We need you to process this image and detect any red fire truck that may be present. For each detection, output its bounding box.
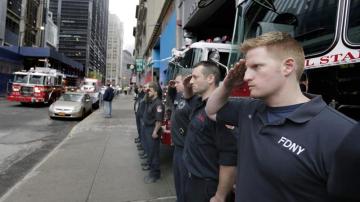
[161,41,242,145]
[7,67,65,104]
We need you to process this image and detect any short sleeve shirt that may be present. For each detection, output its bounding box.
[183,97,237,181]
[170,93,192,147]
[217,94,356,202]
[328,122,360,200]
[143,97,164,126]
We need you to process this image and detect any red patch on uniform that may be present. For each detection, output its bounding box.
[157,105,163,112]
[197,113,206,122]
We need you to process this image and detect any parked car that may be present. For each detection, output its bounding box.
[49,92,93,119]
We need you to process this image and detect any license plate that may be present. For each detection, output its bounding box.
[58,112,66,116]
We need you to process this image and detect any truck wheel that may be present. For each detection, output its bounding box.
[93,101,99,109]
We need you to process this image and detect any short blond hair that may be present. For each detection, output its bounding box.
[240,32,305,81]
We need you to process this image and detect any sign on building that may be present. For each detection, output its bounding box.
[135,59,145,72]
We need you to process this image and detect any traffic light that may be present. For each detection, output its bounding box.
[127,64,135,70]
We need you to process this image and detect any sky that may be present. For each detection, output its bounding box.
[109,0,138,53]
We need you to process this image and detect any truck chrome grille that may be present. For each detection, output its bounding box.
[20,86,34,96]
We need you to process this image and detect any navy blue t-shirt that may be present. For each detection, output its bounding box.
[217,94,356,202]
[170,93,192,147]
[183,96,237,181]
[143,97,164,126]
[266,103,303,123]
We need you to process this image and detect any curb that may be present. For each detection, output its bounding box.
[0,108,101,202]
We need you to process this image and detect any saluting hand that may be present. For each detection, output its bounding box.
[152,132,159,139]
[223,59,246,89]
[168,80,176,88]
[183,74,192,89]
[182,74,193,98]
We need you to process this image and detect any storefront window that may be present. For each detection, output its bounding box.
[243,0,338,55]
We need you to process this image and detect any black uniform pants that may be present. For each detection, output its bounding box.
[135,112,141,138]
[173,146,187,202]
[144,125,160,178]
[184,173,217,202]
[140,121,149,156]
[136,114,146,153]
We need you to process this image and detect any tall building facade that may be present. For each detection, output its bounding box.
[134,0,174,84]
[50,0,109,78]
[0,0,22,46]
[0,0,83,96]
[133,0,236,84]
[134,0,166,58]
[106,13,123,85]
[0,0,58,48]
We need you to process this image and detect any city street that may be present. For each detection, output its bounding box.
[0,95,176,202]
[0,98,78,197]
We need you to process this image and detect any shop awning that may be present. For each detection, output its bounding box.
[0,46,23,65]
[0,46,83,71]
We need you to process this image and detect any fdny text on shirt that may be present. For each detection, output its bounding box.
[278,136,306,155]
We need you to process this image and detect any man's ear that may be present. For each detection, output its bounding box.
[207,74,215,84]
[282,58,296,77]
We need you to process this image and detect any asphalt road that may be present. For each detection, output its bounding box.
[0,98,79,197]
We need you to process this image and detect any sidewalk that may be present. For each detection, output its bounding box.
[0,95,176,202]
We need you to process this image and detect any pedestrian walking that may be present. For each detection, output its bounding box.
[102,83,114,118]
[205,32,356,202]
[183,61,237,202]
[142,82,164,183]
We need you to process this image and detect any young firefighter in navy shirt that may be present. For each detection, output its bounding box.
[168,73,192,202]
[183,61,237,202]
[142,82,164,183]
[205,32,356,202]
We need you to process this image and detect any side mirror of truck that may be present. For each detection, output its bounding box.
[208,49,220,63]
[171,48,184,59]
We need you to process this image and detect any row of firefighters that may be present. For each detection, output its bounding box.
[132,33,359,202]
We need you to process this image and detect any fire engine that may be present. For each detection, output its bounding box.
[7,67,65,104]
[161,0,360,146]
[161,41,243,145]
